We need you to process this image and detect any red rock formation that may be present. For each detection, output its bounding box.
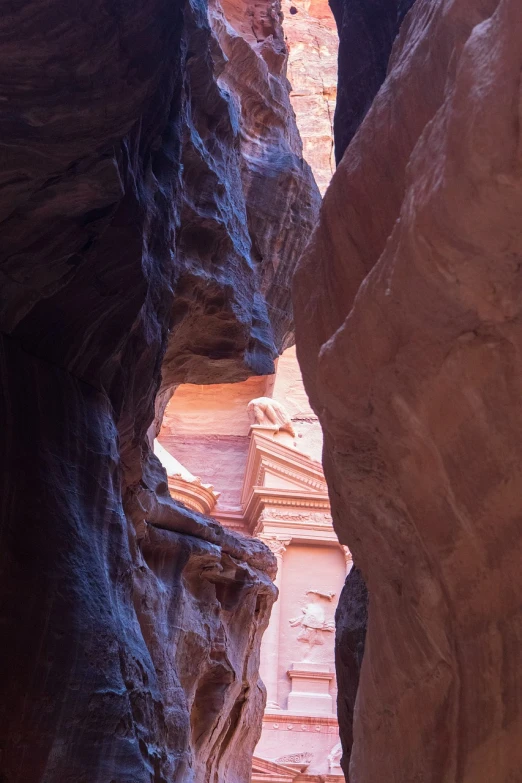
[334,567,368,781]
[281,0,338,193]
[329,0,415,163]
[0,0,319,780]
[294,0,522,780]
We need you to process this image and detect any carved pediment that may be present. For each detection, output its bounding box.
[242,428,327,502]
[251,755,297,780]
[240,427,332,534]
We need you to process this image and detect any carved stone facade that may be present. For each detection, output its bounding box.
[153,439,220,514]
[157,346,346,779]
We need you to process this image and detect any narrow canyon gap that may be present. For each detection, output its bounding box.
[2,0,521,782]
[294,0,522,781]
[0,0,320,781]
[156,344,349,779]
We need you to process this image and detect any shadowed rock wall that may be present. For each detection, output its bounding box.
[329,0,414,163]
[281,0,338,194]
[0,0,319,780]
[294,0,522,780]
[334,567,368,781]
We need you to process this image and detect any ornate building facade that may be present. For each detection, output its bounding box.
[157,347,349,780]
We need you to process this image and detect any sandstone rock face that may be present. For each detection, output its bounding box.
[335,567,368,781]
[0,0,318,780]
[294,0,522,780]
[161,0,321,388]
[329,0,414,163]
[281,0,338,193]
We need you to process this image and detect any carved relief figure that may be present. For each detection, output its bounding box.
[247,396,296,436]
[289,590,335,659]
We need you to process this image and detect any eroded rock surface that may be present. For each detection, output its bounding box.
[161,0,321,388]
[281,0,338,193]
[335,567,368,780]
[330,0,414,163]
[294,0,522,780]
[0,0,318,780]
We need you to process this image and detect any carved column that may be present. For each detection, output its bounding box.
[258,534,292,709]
[342,545,353,576]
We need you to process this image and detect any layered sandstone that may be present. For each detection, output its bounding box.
[294,0,522,780]
[281,0,338,193]
[0,0,319,780]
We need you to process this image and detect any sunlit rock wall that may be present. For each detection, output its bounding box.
[0,0,319,780]
[281,0,338,194]
[294,0,522,780]
[329,0,415,163]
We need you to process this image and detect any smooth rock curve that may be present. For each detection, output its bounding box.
[294,0,522,780]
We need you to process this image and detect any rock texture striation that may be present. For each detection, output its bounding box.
[294,0,522,780]
[334,567,368,781]
[330,0,414,163]
[281,0,338,193]
[161,0,321,388]
[0,0,319,780]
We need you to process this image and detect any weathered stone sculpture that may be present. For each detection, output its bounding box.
[294,0,522,780]
[248,396,297,436]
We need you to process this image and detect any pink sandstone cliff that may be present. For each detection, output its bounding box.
[0,0,319,781]
[294,0,522,781]
[282,0,338,194]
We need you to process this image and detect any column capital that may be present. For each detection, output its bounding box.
[259,534,292,557]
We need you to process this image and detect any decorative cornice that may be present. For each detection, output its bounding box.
[342,545,353,572]
[262,711,339,728]
[241,428,327,507]
[251,756,297,780]
[287,668,335,682]
[155,439,220,516]
[244,488,331,535]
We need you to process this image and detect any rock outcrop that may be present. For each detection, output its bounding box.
[0,0,319,780]
[294,0,522,780]
[161,0,321,389]
[334,567,368,781]
[281,0,338,193]
[329,0,415,163]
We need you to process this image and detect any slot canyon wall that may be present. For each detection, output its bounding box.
[294,0,522,781]
[0,1,320,782]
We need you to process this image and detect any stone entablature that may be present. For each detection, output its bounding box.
[246,489,333,539]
